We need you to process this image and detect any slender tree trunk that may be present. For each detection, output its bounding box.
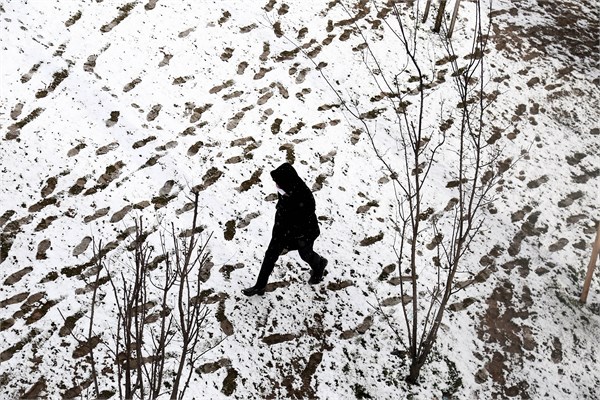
[433,0,447,33]
[580,222,600,303]
[448,0,462,38]
[422,0,433,23]
[407,357,426,384]
[171,347,188,400]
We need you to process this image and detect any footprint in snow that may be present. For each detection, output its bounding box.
[271,118,282,134]
[187,140,204,156]
[197,358,231,374]
[193,167,223,192]
[238,169,263,192]
[146,104,162,121]
[29,197,58,213]
[279,143,295,164]
[254,67,273,80]
[278,4,289,15]
[237,212,260,229]
[73,236,92,257]
[10,102,24,120]
[557,190,584,207]
[227,111,246,130]
[144,0,158,11]
[224,220,236,241]
[123,77,142,92]
[67,143,86,157]
[36,239,51,260]
[132,135,157,149]
[295,68,310,84]
[173,75,194,85]
[83,207,109,223]
[110,205,132,223]
[259,42,270,62]
[3,267,33,286]
[223,90,244,100]
[210,79,235,94]
[96,141,119,155]
[285,121,305,135]
[240,23,258,33]
[41,177,58,198]
[189,103,212,123]
[257,91,273,105]
[340,315,373,340]
[20,62,42,83]
[548,238,569,252]
[180,126,196,136]
[158,52,172,67]
[219,263,244,280]
[178,27,195,38]
[217,10,231,25]
[237,61,249,75]
[34,216,58,232]
[221,47,234,61]
[105,111,120,127]
[260,108,274,122]
[217,300,234,336]
[263,0,276,12]
[100,3,137,33]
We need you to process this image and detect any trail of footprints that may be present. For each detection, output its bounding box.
[7,1,583,397]
[211,0,394,150]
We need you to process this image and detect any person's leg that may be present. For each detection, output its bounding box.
[254,239,285,288]
[297,239,322,269]
[297,239,327,283]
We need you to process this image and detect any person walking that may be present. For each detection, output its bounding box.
[242,162,328,296]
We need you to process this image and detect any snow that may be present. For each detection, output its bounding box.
[1,0,599,399]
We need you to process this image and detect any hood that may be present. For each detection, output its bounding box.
[270,163,304,194]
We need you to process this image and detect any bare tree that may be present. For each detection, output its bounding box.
[165,191,216,400]
[356,0,511,384]
[108,217,154,399]
[274,0,514,384]
[84,191,222,398]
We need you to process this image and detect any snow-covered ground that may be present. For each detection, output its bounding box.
[1,0,598,398]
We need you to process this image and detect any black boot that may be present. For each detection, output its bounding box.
[242,285,265,296]
[309,258,328,284]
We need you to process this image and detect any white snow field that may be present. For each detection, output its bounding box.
[1,0,598,399]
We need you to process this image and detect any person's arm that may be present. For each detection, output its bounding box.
[296,187,315,213]
[272,199,291,241]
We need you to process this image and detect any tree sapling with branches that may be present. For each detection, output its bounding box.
[85,191,221,398]
[273,0,517,383]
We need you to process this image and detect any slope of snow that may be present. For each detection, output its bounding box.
[1,0,598,399]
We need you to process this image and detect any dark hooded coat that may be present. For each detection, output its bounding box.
[270,163,320,247]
